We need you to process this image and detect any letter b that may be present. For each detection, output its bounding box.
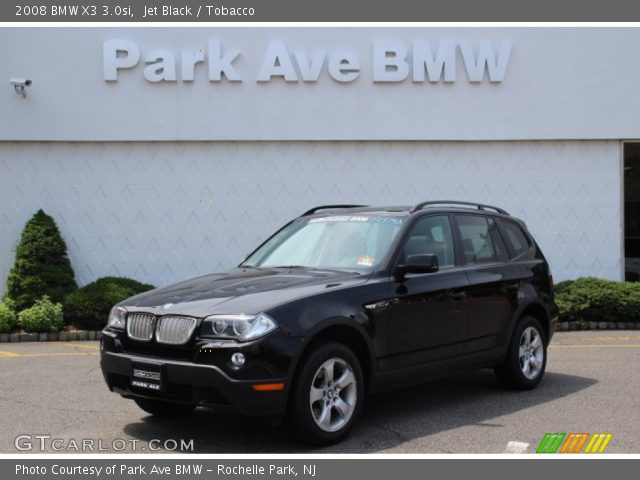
[372,40,409,82]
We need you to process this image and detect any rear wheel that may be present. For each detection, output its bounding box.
[288,342,364,445]
[495,316,547,390]
[134,398,195,417]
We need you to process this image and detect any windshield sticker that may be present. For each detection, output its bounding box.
[309,216,370,223]
[356,256,375,267]
[371,217,403,225]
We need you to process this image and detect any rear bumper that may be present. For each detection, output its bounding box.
[549,315,558,341]
[100,350,288,416]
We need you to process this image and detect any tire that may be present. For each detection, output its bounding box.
[288,342,364,446]
[134,398,196,417]
[494,316,547,390]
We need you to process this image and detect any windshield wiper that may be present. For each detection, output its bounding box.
[264,265,360,274]
[266,265,310,269]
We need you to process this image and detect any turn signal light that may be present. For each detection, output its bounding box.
[252,383,285,391]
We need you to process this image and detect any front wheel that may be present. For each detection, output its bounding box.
[495,316,547,390]
[134,398,196,417]
[288,342,364,445]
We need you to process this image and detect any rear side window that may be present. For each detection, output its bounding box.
[456,215,499,264]
[498,220,531,258]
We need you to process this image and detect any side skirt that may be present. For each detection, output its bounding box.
[369,347,507,394]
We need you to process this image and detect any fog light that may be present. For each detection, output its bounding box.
[231,352,245,367]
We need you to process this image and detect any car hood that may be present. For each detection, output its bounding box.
[120,268,368,317]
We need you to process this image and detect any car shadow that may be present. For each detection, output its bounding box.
[122,369,597,453]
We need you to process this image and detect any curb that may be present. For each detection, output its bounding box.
[0,330,103,343]
[558,322,640,331]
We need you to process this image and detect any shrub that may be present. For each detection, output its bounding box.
[1,294,17,313]
[555,277,640,323]
[64,277,155,330]
[0,303,17,333]
[5,210,77,311]
[18,296,64,333]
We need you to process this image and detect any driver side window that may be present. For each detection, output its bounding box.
[400,215,455,268]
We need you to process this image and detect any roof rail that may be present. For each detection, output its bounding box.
[411,200,509,215]
[302,205,368,216]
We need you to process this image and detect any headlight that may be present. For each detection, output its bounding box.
[107,306,126,329]
[202,313,277,341]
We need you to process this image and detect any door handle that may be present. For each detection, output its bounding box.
[449,290,468,301]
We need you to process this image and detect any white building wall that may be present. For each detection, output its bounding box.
[0,140,621,296]
[3,28,640,142]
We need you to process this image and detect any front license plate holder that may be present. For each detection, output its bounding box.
[131,362,163,391]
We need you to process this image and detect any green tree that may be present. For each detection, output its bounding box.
[5,210,77,311]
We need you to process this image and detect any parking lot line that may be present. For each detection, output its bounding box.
[596,336,640,341]
[60,342,100,350]
[0,352,99,358]
[0,350,21,357]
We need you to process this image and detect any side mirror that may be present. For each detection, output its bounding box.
[394,254,439,281]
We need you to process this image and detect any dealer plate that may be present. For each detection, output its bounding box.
[131,362,162,391]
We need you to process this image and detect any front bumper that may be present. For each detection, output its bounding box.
[100,330,302,416]
[101,350,288,416]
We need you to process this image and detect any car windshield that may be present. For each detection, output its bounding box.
[241,214,404,271]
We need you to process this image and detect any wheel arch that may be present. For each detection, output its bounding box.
[517,302,551,341]
[286,319,374,394]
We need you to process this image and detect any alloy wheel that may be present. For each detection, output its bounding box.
[309,357,358,433]
[519,326,544,379]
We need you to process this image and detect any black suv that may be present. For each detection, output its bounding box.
[100,201,558,445]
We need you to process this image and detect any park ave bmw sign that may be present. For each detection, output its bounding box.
[103,39,512,84]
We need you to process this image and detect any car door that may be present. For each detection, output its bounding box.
[383,214,469,370]
[453,214,517,353]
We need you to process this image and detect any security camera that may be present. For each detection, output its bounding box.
[11,78,32,87]
[10,78,32,97]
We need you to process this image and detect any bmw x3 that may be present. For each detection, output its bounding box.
[100,201,558,445]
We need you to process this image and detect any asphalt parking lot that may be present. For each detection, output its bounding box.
[0,331,639,454]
